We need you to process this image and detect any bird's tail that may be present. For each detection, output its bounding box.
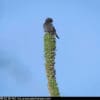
[55,33,60,39]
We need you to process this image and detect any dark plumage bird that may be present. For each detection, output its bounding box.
[43,18,60,39]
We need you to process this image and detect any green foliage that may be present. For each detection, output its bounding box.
[44,32,60,96]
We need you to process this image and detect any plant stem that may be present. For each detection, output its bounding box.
[44,32,60,96]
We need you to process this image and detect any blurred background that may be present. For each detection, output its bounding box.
[0,0,100,96]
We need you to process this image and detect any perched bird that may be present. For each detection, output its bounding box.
[43,18,60,39]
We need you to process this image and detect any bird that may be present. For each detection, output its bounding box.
[43,18,60,39]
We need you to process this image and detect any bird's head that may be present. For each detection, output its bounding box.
[45,18,53,23]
